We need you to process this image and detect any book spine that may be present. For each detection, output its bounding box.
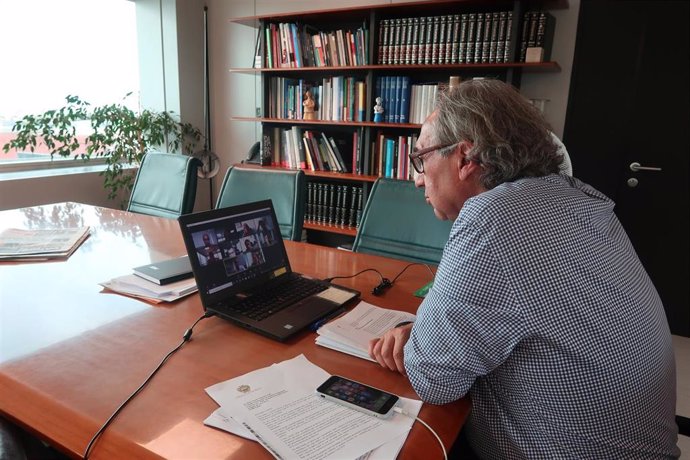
[384,138,395,178]
[519,11,531,62]
[334,183,342,225]
[380,19,391,65]
[392,76,401,124]
[378,19,388,64]
[496,12,507,64]
[306,182,314,221]
[450,14,460,64]
[458,14,468,64]
[390,18,401,65]
[399,76,411,124]
[481,12,492,63]
[409,18,420,65]
[399,18,408,65]
[339,185,348,226]
[423,17,433,64]
[465,13,476,64]
[437,15,447,65]
[417,17,427,65]
[404,17,414,65]
[535,11,556,60]
[430,16,440,64]
[329,184,336,225]
[504,11,513,63]
[473,13,485,64]
[355,187,363,228]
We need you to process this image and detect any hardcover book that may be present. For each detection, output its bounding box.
[133,256,193,285]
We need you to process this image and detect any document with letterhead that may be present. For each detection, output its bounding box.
[205,354,421,460]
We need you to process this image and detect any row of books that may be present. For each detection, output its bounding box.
[262,22,369,69]
[518,11,556,62]
[370,132,418,180]
[375,76,439,124]
[267,77,367,122]
[263,126,351,173]
[306,183,363,228]
[377,11,515,66]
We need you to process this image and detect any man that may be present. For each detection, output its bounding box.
[369,79,679,458]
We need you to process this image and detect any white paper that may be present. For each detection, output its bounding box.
[315,301,416,361]
[0,226,90,259]
[205,354,421,460]
[100,274,197,302]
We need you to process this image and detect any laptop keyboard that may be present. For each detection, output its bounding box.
[229,275,328,321]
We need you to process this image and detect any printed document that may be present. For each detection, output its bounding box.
[0,226,90,260]
[315,301,416,361]
[205,354,421,460]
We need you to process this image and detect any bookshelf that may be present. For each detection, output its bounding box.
[230,0,567,245]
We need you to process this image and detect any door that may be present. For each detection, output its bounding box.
[563,0,689,336]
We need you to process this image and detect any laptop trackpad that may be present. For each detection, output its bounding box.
[315,286,358,304]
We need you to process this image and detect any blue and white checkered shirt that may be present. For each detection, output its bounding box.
[404,175,679,459]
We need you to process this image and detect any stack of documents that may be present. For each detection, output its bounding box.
[100,274,197,303]
[315,301,416,362]
[0,227,90,261]
[204,354,422,459]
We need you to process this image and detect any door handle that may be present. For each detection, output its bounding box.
[629,162,662,172]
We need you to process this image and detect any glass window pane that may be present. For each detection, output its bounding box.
[0,0,139,164]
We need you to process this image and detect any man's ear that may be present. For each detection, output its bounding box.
[456,142,479,181]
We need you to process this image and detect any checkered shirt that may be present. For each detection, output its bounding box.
[404,175,680,459]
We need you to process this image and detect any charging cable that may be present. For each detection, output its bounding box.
[83,311,215,459]
[393,406,447,460]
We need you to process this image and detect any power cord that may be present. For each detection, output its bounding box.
[324,263,435,297]
[83,311,215,459]
[393,406,447,460]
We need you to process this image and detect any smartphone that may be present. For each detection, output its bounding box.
[316,375,399,419]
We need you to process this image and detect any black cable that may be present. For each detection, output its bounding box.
[324,263,435,296]
[390,262,435,284]
[83,311,215,459]
[323,268,385,284]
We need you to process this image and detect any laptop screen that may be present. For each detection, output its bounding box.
[178,200,291,306]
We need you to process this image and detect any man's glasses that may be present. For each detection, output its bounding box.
[409,143,458,174]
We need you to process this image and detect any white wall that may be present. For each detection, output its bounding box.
[0,0,580,211]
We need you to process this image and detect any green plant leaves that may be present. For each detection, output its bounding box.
[2,95,203,208]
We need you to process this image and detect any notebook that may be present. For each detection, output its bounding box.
[178,200,360,341]
[133,255,193,285]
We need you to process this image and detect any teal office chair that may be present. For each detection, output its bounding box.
[352,178,452,264]
[215,167,306,241]
[127,153,201,219]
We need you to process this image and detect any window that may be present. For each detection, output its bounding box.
[0,0,139,167]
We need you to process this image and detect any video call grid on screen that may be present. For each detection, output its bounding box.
[185,207,286,295]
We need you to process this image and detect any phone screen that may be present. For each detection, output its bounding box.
[316,376,399,415]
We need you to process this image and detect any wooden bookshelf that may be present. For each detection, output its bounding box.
[230,0,568,245]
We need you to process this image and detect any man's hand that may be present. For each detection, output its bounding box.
[368,323,413,374]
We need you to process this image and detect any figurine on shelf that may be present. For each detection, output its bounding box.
[303,91,316,120]
[373,97,384,122]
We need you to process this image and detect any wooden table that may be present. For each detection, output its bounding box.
[0,202,469,459]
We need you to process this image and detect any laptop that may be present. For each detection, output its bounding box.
[178,200,360,341]
[133,255,193,285]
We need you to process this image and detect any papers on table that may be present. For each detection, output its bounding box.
[0,226,90,261]
[205,354,422,460]
[315,301,416,362]
[100,274,197,303]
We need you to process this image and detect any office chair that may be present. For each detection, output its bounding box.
[352,178,452,265]
[215,166,306,241]
[127,153,201,219]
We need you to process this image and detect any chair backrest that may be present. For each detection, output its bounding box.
[215,166,306,241]
[352,178,452,264]
[127,153,201,219]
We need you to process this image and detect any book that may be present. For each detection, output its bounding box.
[315,301,416,362]
[0,226,90,261]
[133,255,193,285]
